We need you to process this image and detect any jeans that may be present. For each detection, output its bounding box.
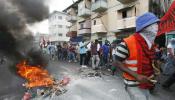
[68,52,75,61]
[80,53,86,66]
[162,72,175,88]
[62,50,67,60]
[92,55,100,69]
[126,86,150,100]
[102,54,108,66]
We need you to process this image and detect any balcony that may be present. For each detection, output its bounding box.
[79,29,91,35]
[92,24,107,33]
[78,8,91,18]
[117,17,136,30]
[78,20,91,35]
[92,0,108,12]
[117,0,137,4]
[66,16,77,23]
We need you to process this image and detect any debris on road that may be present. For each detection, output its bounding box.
[21,76,70,99]
[79,68,102,78]
[22,91,31,100]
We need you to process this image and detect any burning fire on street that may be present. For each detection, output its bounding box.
[16,60,70,99]
[16,60,54,88]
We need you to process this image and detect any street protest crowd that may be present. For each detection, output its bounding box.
[40,39,116,72]
[39,12,175,100]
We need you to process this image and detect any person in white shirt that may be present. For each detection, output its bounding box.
[85,42,91,66]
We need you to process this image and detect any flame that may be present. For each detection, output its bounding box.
[16,60,54,88]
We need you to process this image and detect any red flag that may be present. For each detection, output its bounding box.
[158,1,175,36]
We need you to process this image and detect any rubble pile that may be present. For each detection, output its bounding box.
[22,77,70,100]
[79,68,102,78]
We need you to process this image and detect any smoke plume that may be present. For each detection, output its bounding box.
[0,0,49,98]
[0,0,49,66]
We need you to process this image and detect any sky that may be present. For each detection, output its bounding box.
[28,0,77,35]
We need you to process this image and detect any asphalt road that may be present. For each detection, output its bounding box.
[0,60,175,100]
[36,60,175,100]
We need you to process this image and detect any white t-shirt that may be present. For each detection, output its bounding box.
[87,42,91,51]
[97,44,100,52]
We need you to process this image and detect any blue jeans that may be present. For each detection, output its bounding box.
[68,52,75,61]
[102,54,108,65]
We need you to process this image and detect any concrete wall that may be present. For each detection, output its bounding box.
[49,11,70,42]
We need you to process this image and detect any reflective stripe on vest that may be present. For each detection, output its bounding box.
[123,35,138,81]
[125,60,138,71]
[124,79,139,85]
[125,60,137,65]
[128,67,138,71]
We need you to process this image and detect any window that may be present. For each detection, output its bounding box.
[94,20,96,25]
[58,16,62,19]
[122,10,127,18]
[58,33,63,36]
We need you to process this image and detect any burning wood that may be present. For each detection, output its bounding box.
[35,77,70,99]
[17,60,70,99]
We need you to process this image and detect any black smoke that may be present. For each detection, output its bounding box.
[11,0,49,23]
[0,0,49,98]
[0,0,49,66]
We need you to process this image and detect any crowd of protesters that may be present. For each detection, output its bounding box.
[40,39,118,70]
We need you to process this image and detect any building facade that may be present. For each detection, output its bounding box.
[63,0,171,43]
[49,11,70,43]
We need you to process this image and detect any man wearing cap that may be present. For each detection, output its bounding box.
[113,12,159,100]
